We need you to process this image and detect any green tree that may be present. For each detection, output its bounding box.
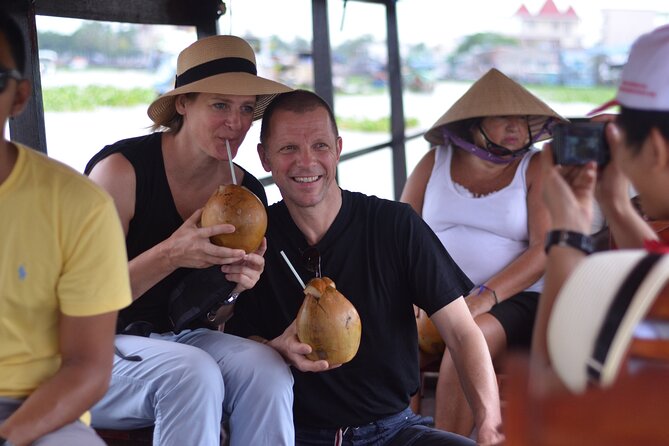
[334,35,375,64]
[37,31,71,54]
[38,22,142,66]
[451,32,519,58]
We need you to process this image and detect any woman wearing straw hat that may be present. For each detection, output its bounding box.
[84,35,294,445]
[401,68,566,436]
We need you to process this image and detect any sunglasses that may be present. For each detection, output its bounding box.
[301,246,321,278]
[0,68,23,93]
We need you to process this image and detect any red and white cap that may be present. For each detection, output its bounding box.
[589,24,669,116]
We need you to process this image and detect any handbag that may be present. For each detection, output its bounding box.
[168,265,237,333]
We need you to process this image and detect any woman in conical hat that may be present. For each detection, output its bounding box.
[401,68,566,436]
[84,35,295,445]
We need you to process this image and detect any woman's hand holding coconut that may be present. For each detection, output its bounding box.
[196,183,271,294]
[163,207,247,270]
[219,238,267,294]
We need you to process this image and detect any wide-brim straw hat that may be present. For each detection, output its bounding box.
[147,35,292,125]
[547,250,669,394]
[424,68,566,146]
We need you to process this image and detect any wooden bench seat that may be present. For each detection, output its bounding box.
[502,354,669,446]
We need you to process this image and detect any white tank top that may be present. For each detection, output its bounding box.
[422,145,543,293]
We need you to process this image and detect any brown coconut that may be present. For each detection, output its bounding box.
[200,184,267,253]
[296,277,361,364]
[416,308,445,356]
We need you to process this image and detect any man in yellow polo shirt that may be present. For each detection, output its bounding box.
[0,9,131,446]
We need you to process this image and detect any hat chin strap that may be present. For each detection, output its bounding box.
[440,118,556,165]
[441,127,524,164]
[479,123,532,162]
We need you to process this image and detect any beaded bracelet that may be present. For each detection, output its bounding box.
[477,284,499,305]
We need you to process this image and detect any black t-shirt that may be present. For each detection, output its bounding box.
[226,189,472,428]
[85,132,267,332]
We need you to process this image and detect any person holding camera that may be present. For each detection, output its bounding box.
[532,24,669,374]
[400,68,567,436]
[84,35,295,445]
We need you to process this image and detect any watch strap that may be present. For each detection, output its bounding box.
[223,291,240,305]
[205,291,240,323]
[545,230,595,255]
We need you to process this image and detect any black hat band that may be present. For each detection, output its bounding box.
[587,253,663,382]
[175,57,257,88]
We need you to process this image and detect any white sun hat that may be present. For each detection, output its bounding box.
[547,250,669,393]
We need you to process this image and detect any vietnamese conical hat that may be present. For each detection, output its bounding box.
[424,68,566,146]
[147,35,292,125]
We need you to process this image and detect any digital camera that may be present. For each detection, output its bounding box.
[552,122,610,166]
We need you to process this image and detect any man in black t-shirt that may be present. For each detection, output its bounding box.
[225,90,504,446]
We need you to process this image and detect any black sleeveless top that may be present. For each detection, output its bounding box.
[85,133,268,332]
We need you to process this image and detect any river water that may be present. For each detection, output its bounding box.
[39,69,597,203]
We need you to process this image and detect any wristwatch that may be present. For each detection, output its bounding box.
[223,291,241,305]
[545,230,595,255]
[205,291,241,322]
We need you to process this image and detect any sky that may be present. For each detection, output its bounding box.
[210,0,669,48]
[37,0,669,50]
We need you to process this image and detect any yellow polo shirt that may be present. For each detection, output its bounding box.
[0,144,131,407]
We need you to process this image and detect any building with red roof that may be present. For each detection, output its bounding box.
[449,1,585,84]
[514,0,581,49]
[485,0,584,84]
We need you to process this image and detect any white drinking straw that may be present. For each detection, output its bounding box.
[225,139,237,185]
[280,250,306,289]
